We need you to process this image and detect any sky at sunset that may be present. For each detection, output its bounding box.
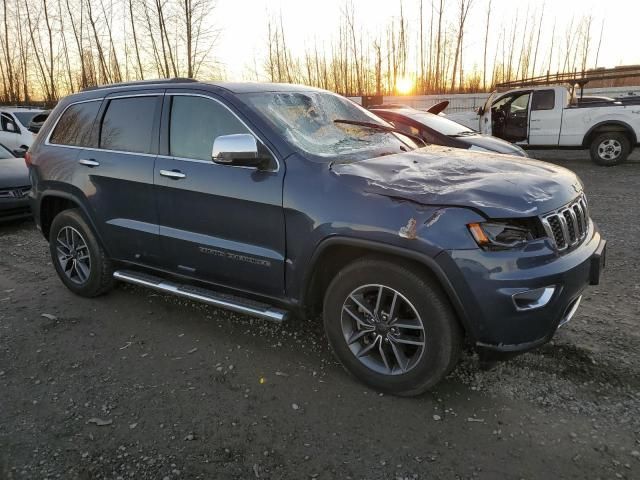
[215,0,640,81]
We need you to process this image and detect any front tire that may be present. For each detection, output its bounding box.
[49,208,115,297]
[589,132,630,166]
[323,258,462,396]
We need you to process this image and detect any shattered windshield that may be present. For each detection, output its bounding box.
[241,91,415,161]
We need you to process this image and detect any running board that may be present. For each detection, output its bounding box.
[113,269,287,323]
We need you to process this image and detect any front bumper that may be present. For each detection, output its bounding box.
[438,222,605,359]
[0,197,31,222]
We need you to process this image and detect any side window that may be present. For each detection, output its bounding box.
[169,96,250,161]
[491,95,513,111]
[1,113,19,133]
[531,90,555,111]
[510,93,531,113]
[49,101,101,146]
[99,96,158,153]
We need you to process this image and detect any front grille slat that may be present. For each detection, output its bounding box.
[541,194,590,252]
[0,186,30,199]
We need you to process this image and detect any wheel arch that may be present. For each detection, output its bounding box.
[39,190,106,252]
[582,120,638,148]
[301,236,473,339]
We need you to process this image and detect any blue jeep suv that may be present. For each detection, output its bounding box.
[27,79,606,395]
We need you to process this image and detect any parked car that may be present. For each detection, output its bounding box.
[27,79,606,395]
[0,142,31,221]
[369,105,528,157]
[0,107,47,151]
[447,85,640,166]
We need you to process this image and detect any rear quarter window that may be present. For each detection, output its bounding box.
[49,101,101,146]
[531,90,555,111]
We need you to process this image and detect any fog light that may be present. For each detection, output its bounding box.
[512,286,556,311]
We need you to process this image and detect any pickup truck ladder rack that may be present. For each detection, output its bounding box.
[495,66,640,98]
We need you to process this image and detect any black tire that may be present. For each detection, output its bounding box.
[589,132,631,166]
[49,208,115,297]
[323,257,462,396]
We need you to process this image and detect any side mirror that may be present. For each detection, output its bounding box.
[212,134,268,169]
[476,106,484,116]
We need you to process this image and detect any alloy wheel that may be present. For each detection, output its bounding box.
[55,226,91,285]
[597,138,622,161]
[341,284,426,375]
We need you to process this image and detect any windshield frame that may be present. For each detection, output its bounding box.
[238,90,417,163]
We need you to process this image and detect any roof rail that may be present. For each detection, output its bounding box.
[82,78,197,92]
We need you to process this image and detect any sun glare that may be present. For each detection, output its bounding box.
[396,77,414,95]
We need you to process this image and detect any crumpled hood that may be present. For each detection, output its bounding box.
[0,157,30,188]
[331,146,583,218]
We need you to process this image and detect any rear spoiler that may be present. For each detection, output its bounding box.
[426,100,449,115]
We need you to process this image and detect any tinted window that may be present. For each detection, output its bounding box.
[389,118,421,137]
[49,101,101,146]
[531,90,555,111]
[169,96,249,160]
[100,96,158,153]
[411,112,474,135]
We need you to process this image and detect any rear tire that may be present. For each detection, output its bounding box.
[49,209,115,297]
[323,257,462,396]
[589,132,630,166]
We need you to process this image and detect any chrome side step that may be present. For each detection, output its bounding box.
[113,269,287,323]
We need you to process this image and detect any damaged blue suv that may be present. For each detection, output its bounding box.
[27,79,606,395]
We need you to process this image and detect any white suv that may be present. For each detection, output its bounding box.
[0,107,46,152]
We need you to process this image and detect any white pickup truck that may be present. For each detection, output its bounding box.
[448,85,640,166]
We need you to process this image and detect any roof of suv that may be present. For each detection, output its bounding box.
[82,78,325,95]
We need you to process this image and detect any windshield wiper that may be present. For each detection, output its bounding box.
[333,119,428,147]
[448,131,476,137]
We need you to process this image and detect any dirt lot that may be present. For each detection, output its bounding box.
[1,152,639,480]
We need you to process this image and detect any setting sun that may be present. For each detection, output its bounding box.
[395,76,414,94]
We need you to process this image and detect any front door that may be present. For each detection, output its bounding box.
[479,91,496,135]
[491,91,531,143]
[155,93,286,297]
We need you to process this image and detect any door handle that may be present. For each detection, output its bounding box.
[159,169,186,179]
[79,158,100,167]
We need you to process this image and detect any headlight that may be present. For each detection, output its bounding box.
[468,222,534,249]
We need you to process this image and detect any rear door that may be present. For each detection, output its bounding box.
[155,91,286,297]
[78,90,163,265]
[528,89,562,145]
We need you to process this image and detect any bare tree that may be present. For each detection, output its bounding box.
[482,0,492,90]
[450,0,473,92]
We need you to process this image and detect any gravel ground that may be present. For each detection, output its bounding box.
[1,151,639,479]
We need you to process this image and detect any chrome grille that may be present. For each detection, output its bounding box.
[541,195,590,252]
[0,185,30,199]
